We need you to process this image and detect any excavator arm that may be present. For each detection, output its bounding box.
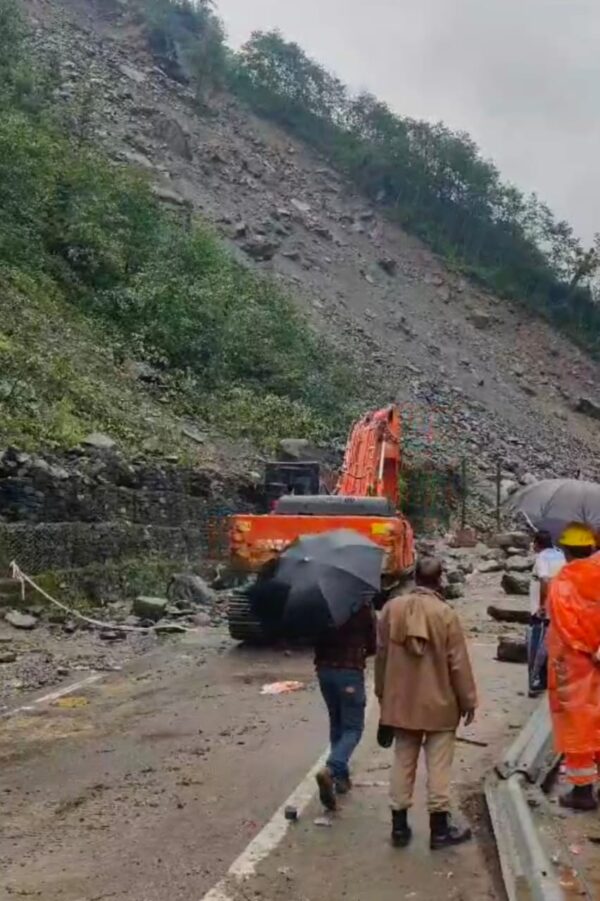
[335,405,401,505]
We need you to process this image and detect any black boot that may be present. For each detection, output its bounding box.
[391,809,412,848]
[315,767,337,811]
[559,784,598,812]
[335,775,352,795]
[430,812,472,850]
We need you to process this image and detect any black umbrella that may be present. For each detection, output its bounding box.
[273,529,384,639]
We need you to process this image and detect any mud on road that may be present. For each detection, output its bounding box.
[1,570,534,901]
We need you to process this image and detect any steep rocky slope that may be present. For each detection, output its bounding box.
[26,0,600,498]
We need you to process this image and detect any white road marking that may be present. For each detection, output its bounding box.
[201,690,377,901]
[0,673,104,720]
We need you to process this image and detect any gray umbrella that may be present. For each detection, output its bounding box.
[507,479,600,542]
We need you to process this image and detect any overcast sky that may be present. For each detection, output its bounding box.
[217,0,600,244]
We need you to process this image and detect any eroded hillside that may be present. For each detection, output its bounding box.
[21,0,600,494]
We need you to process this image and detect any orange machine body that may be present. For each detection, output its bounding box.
[229,404,415,581]
[231,513,413,578]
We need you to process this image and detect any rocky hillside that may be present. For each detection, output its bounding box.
[19,0,600,497]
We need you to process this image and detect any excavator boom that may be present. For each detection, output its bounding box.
[335,405,401,504]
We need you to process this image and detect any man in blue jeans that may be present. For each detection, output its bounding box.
[314,603,377,810]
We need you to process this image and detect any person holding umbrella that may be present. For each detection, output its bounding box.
[253,530,384,812]
[314,598,377,810]
[547,524,600,811]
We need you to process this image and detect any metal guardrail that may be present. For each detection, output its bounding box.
[485,773,564,901]
[496,699,559,784]
[486,698,567,901]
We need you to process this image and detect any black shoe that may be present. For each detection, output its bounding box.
[391,809,412,848]
[316,767,337,811]
[335,776,352,795]
[430,812,472,850]
[559,785,598,812]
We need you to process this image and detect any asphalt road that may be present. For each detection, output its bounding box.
[1,631,326,900]
[1,570,534,901]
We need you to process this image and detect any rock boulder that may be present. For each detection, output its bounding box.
[501,572,530,596]
[133,596,168,621]
[5,610,37,630]
[492,531,531,551]
[505,555,533,572]
[444,583,465,600]
[575,397,600,421]
[167,574,216,608]
[478,559,503,574]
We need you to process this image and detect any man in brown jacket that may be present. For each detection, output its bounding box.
[375,558,477,850]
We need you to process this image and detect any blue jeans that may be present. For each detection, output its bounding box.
[527,617,548,693]
[318,668,366,781]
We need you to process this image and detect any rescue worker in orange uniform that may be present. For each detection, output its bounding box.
[547,524,600,811]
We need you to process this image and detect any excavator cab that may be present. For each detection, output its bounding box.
[264,461,321,511]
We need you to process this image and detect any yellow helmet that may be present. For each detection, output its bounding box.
[559,523,596,547]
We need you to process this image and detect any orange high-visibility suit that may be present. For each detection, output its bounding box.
[548,553,600,785]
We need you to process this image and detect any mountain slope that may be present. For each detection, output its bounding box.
[21,0,600,494]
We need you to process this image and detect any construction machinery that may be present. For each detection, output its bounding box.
[227,404,415,641]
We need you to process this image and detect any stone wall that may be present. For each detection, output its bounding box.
[0,447,258,588]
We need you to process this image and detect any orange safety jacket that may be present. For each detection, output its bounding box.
[548,553,600,756]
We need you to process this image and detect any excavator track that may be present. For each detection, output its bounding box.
[227,592,267,643]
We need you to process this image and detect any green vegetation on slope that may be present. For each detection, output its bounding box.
[230,33,600,352]
[135,1,600,354]
[0,0,355,452]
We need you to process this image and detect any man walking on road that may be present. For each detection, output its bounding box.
[314,602,377,811]
[376,559,477,849]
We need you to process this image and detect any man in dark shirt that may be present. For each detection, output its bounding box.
[314,602,377,810]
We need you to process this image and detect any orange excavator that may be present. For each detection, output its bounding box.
[227,404,415,641]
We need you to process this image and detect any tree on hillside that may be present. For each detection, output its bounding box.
[142,0,226,91]
[232,29,600,354]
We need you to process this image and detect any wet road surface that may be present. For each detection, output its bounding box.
[2,570,536,901]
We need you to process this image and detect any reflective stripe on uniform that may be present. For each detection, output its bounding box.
[565,766,598,778]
